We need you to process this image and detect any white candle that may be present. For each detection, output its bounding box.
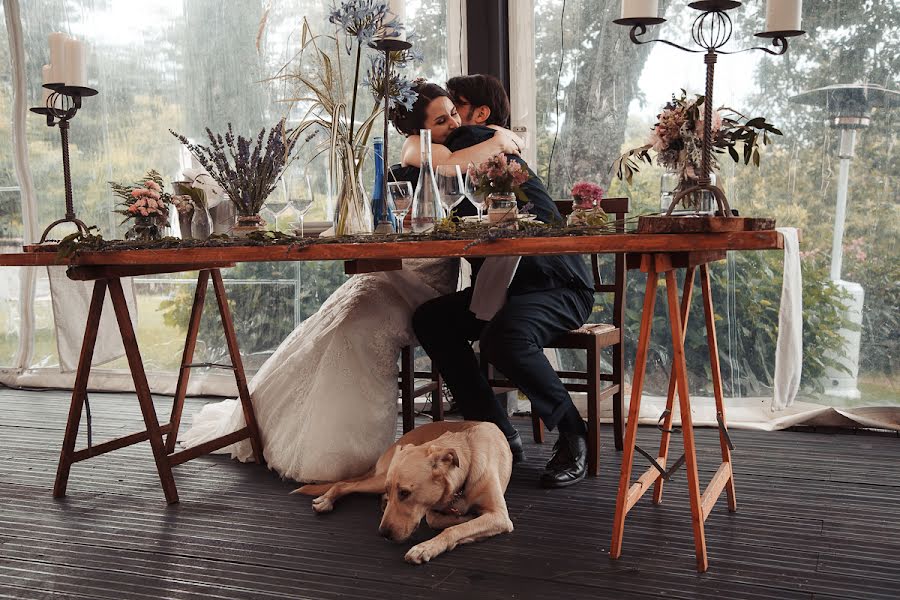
[41,65,52,104]
[387,0,406,41]
[766,0,803,32]
[621,0,658,20]
[48,32,68,83]
[63,37,87,87]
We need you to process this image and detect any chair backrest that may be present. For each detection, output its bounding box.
[554,197,629,328]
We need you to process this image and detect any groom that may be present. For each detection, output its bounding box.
[413,74,595,488]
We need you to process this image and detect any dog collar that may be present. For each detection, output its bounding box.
[441,479,468,516]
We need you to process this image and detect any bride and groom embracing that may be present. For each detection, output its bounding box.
[182,75,594,490]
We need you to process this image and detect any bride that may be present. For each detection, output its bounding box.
[181,81,521,483]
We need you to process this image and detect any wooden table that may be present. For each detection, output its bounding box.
[0,231,783,570]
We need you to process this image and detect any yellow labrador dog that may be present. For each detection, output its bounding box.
[294,421,514,564]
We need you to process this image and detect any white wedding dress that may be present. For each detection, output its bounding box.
[180,258,459,483]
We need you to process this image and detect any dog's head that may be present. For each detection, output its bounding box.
[378,443,460,542]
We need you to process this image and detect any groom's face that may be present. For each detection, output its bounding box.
[454,95,489,126]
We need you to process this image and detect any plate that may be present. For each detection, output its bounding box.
[462,214,538,224]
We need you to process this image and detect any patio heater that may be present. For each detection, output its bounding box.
[789,83,900,399]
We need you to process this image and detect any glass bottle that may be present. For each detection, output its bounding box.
[410,129,445,234]
[371,137,394,234]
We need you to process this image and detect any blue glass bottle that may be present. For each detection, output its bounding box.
[371,137,394,233]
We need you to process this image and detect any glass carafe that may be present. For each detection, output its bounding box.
[410,129,445,234]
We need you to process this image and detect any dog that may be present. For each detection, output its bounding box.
[293,421,514,564]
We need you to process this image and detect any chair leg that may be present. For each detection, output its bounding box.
[586,342,601,476]
[400,346,415,433]
[431,368,444,422]
[531,414,545,444]
[612,340,624,451]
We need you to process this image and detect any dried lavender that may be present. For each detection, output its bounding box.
[170,120,296,216]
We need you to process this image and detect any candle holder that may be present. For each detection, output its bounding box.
[29,83,99,243]
[614,0,804,217]
[370,37,412,233]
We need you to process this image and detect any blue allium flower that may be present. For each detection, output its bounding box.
[328,0,400,54]
[364,55,419,112]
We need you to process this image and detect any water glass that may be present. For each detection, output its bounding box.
[463,163,484,220]
[435,164,465,214]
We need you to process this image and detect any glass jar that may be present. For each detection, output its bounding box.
[661,170,716,215]
[486,192,518,226]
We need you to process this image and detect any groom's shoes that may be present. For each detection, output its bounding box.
[506,431,526,464]
[539,431,587,488]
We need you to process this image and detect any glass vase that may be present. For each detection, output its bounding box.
[486,192,518,227]
[191,205,212,240]
[661,170,716,215]
[232,214,265,238]
[127,215,167,242]
[177,209,194,240]
[333,149,373,236]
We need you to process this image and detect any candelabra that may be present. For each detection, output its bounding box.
[370,37,412,233]
[614,0,804,217]
[29,83,98,242]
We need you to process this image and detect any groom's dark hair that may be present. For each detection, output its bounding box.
[446,74,510,128]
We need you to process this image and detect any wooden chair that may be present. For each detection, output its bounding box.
[398,346,444,433]
[480,197,629,476]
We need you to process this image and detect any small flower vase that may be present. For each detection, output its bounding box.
[177,209,194,240]
[191,205,212,240]
[567,195,607,227]
[232,214,265,238]
[127,215,166,242]
[332,150,373,236]
[486,192,518,227]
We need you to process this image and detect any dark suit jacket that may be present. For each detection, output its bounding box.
[443,125,593,294]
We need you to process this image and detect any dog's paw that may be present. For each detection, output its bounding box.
[405,540,443,565]
[311,495,334,513]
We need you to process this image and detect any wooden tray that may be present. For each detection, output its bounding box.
[637,215,776,234]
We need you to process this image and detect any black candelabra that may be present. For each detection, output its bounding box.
[370,36,412,233]
[614,0,804,217]
[30,83,98,242]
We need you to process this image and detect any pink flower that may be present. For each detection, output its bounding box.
[571,181,604,208]
[139,207,149,216]
[128,204,138,213]
[131,189,142,198]
[148,190,161,200]
[144,180,161,192]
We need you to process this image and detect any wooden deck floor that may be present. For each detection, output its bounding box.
[1,388,898,600]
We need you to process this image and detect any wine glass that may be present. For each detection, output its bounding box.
[435,164,465,215]
[265,184,289,231]
[463,163,484,221]
[387,181,413,234]
[284,171,314,236]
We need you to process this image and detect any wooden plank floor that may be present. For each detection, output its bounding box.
[1,388,898,600]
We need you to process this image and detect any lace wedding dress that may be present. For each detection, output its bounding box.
[180,259,459,483]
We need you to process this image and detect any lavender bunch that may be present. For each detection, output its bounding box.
[170,120,296,216]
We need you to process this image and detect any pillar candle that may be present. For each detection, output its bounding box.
[63,38,87,87]
[41,65,52,104]
[388,0,406,41]
[621,0,658,20]
[765,0,803,32]
[48,32,68,83]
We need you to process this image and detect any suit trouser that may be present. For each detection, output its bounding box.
[412,285,594,435]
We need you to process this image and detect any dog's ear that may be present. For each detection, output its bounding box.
[428,446,459,469]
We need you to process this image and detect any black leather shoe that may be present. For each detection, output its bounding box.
[507,431,526,464]
[539,431,587,488]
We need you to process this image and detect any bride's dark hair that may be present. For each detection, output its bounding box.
[389,81,452,136]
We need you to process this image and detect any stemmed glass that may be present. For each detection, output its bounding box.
[284,170,314,236]
[463,163,484,221]
[435,164,466,215]
[387,181,413,234]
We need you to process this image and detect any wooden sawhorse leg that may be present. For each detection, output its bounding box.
[54,266,264,504]
[610,253,737,572]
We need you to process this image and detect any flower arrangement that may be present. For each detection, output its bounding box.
[170,120,296,220]
[469,153,531,198]
[571,181,605,209]
[613,90,781,208]
[271,1,420,235]
[110,170,173,241]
